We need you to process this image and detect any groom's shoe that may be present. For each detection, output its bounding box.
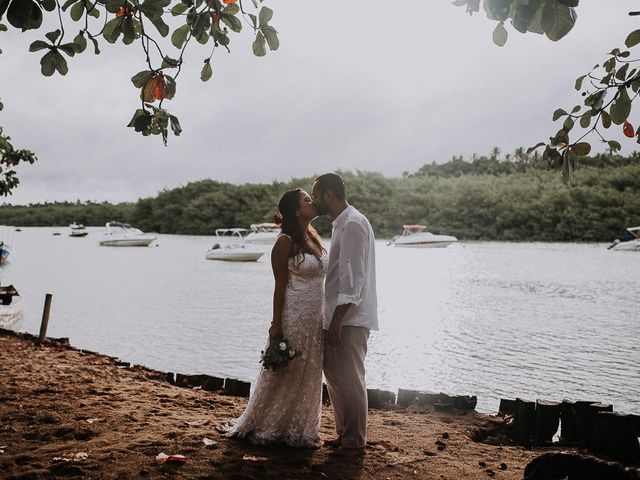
[333,446,365,457]
[324,437,342,448]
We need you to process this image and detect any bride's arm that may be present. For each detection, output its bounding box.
[269,235,292,338]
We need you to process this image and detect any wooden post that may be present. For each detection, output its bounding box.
[534,400,561,445]
[37,294,53,345]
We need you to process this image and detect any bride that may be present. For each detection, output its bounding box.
[221,188,327,447]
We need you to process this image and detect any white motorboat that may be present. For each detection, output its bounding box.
[608,226,640,251]
[99,221,156,247]
[69,223,89,237]
[0,285,22,328]
[245,223,280,245]
[205,228,265,262]
[388,224,458,248]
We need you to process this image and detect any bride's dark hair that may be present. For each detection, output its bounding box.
[278,189,325,262]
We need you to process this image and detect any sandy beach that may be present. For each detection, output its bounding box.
[0,329,589,479]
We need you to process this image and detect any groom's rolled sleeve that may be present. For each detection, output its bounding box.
[337,221,368,307]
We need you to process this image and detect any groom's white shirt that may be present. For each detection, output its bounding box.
[324,205,378,331]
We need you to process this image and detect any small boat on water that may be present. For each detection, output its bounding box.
[388,224,458,248]
[205,228,265,262]
[608,226,640,251]
[99,221,156,247]
[69,223,89,237]
[245,223,280,245]
[0,285,22,328]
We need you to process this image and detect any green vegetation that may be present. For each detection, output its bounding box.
[0,151,638,242]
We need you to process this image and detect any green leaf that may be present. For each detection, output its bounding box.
[526,142,546,155]
[29,40,51,52]
[200,61,212,81]
[221,12,241,32]
[87,4,99,18]
[252,30,266,56]
[73,31,86,53]
[164,74,176,99]
[88,33,100,54]
[607,140,621,152]
[103,17,122,43]
[579,111,591,128]
[552,108,568,121]
[562,116,574,132]
[169,115,182,136]
[540,1,576,42]
[40,0,55,11]
[40,50,56,76]
[610,88,631,125]
[258,6,272,26]
[121,17,140,43]
[70,1,83,21]
[625,29,640,48]
[0,23,7,32]
[615,62,629,82]
[511,0,542,34]
[147,14,169,37]
[171,2,189,15]
[248,13,256,28]
[171,23,190,48]
[161,56,180,69]
[601,110,611,129]
[131,70,154,88]
[262,25,278,50]
[52,50,68,74]
[61,0,77,11]
[8,0,43,31]
[45,29,61,43]
[570,142,591,156]
[571,105,580,114]
[223,3,239,15]
[603,57,616,73]
[58,42,76,57]
[574,74,586,91]
[492,22,508,47]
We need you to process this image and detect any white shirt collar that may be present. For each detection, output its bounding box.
[332,205,354,228]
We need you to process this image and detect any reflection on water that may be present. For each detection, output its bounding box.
[5,228,639,413]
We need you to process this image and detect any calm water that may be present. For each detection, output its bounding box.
[3,227,638,413]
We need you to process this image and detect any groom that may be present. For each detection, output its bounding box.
[312,173,378,456]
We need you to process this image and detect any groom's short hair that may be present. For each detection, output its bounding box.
[315,173,346,200]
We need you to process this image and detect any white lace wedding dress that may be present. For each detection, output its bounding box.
[222,250,327,447]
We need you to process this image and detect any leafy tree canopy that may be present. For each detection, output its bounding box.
[0,0,637,195]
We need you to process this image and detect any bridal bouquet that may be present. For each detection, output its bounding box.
[260,336,298,371]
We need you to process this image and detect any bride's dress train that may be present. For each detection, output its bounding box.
[222,252,326,447]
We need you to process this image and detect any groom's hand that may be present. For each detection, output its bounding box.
[327,322,343,346]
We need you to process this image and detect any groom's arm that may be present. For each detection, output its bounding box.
[327,221,367,346]
[327,303,351,346]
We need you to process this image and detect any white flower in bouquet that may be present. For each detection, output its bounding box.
[279,342,287,351]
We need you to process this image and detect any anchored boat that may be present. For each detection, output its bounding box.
[388,224,458,248]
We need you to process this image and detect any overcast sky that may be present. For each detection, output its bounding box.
[0,1,637,204]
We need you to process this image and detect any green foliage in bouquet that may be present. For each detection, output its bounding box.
[259,335,297,371]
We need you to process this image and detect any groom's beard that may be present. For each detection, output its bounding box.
[314,202,329,216]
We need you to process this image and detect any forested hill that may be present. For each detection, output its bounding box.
[1,152,639,242]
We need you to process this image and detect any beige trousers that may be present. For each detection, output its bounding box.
[323,326,370,449]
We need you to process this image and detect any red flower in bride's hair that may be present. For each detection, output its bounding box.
[273,212,283,226]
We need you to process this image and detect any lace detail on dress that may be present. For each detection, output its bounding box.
[221,251,327,448]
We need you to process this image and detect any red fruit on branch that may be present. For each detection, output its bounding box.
[116,6,132,17]
[142,74,168,102]
[623,120,635,138]
[223,0,237,4]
